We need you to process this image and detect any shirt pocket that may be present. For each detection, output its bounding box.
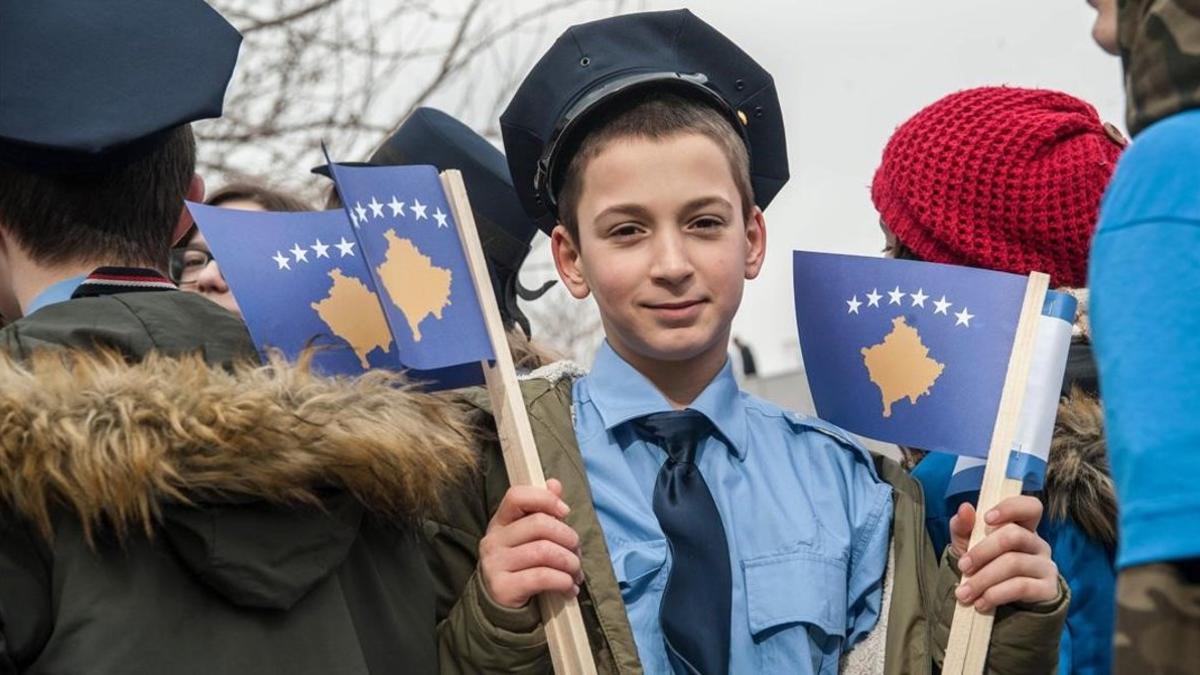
[743,549,848,674]
[611,538,669,599]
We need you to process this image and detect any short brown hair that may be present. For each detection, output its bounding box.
[556,90,754,243]
[206,181,311,212]
[0,125,196,269]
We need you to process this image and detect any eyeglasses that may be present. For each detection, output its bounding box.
[169,247,216,285]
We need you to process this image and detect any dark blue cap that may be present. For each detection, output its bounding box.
[0,0,242,174]
[500,9,789,232]
[315,107,553,335]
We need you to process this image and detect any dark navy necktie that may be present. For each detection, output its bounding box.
[633,410,732,675]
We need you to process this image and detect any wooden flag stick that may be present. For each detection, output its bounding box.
[440,170,598,675]
[942,272,1050,675]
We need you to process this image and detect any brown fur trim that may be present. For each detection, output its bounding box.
[0,348,476,543]
[1045,387,1116,549]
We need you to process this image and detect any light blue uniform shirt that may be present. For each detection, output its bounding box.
[574,343,893,674]
[25,274,87,316]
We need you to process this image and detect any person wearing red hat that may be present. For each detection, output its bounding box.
[871,85,1125,675]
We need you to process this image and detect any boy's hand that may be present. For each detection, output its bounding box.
[949,495,1059,612]
[479,478,583,609]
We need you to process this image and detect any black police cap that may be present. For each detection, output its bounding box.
[314,108,554,336]
[500,9,789,233]
[369,108,539,270]
[0,0,242,174]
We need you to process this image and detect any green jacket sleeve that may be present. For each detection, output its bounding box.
[929,547,1070,675]
[425,403,553,675]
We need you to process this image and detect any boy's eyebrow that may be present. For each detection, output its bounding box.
[678,195,734,215]
[592,196,735,223]
[594,202,655,222]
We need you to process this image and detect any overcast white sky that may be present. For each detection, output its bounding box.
[510,0,1124,374]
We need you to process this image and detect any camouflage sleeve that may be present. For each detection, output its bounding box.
[1114,560,1200,673]
[1119,0,1200,136]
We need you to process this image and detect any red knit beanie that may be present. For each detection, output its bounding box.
[871,86,1125,287]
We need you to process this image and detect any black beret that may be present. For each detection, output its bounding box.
[0,0,242,174]
[500,9,788,233]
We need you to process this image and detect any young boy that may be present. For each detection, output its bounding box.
[0,3,472,673]
[427,10,1068,674]
[871,85,1124,674]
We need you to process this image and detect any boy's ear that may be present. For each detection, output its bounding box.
[550,223,591,300]
[744,206,767,281]
[171,173,205,246]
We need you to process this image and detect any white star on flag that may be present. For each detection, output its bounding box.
[433,207,448,228]
[368,196,384,218]
[955,307,975,327]
[335,237,356,257]
[910,288,928,307]
[847,296,862,314]
[289,243,309,263]
[388,195,405,217]
[311,239,330,258]
[411,198,428,220]
[354,202,368,225]
[866,288,882,307]
[933,296,952,315]
[888,286,905,305]
[348,209,359,227]
[272,251,291,270]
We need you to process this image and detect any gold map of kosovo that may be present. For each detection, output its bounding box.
[861,316,946,418]
[376,229,452,341]
[311,268,393,368]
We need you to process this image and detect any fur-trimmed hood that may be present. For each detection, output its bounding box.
[0,348,477,609]
[1046,387,1116,550]
[0,348,475,543]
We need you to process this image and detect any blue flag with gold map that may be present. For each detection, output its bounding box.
[793,251,1030,458]
[186,164,493,390]
[324,162,493,372]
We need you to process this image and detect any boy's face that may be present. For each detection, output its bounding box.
[551,132,765,368]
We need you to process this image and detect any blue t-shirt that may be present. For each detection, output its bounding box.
[1090,108,1200,568]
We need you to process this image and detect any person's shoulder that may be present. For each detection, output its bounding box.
[741,393,883,481]
[1114,110,1200,181]
[1,296,138,352]
[1129,108,1200,156]
[513,360,586,424]
[1103,109,1200,227]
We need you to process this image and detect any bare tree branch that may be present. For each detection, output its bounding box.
[196,0,643,359]
[238,0,342,33]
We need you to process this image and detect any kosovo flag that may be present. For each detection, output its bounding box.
[792,252,1073,470]
[187,206,398,375]
[325,163,493,380]
[187,165,494,391]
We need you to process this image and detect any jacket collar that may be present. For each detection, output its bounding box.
[586,341,749,460]
[70,266,177,299]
